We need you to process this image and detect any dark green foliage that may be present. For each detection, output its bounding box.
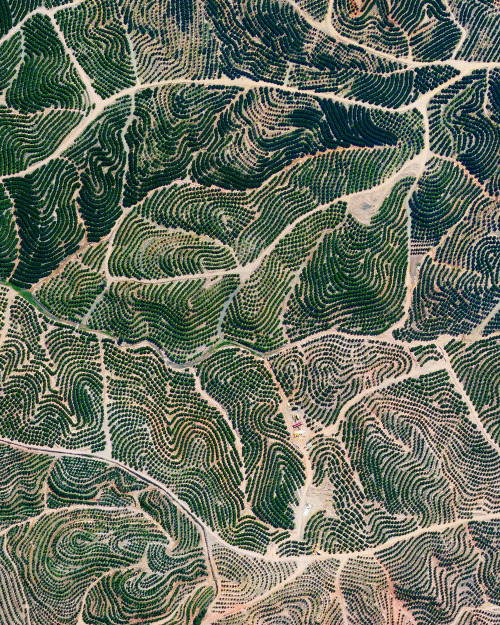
[378,525,483,625]
[447,338,500,445]
[5,509,171,625]
[84,564,211,625]
[223,203,346,351]
[430,70,500,196]
[105,343,245,534]
[343,371,500,522]
[0,298,105,451]
[286,178,412,338]
[6,13,88,113]
[342,66,459,109]
[139,490,204,554]
[197,347,305,529]
[109,212,237,279]
[283,113,423,205]
[0,535,27,625]
[5,159,84,288]
[0,183,17,280]
[298,370,500,556]
[485,309,500,336]
[398,257,500,340]
[0,444,52,529]
[81,240,108,271]
[0,0,44,34]
[137,184,255,248]
[56,0,136,98]
[398,181,500,340]
[88,276,239,363]
[0,0,12,36]
[300,0,328,20]
[204,0,312,83]
[300,434,418,554]
[193,608,207,625]
[124,84,420,206]
[453,0,500,62]
[193,91,405,191]
[67,98,130,242]
[118,0,222,83]
[0,33,21,92]
[410,343,442,365]
[1,0,500,621]
[124,85,239,206]
[35,261,106,322]
[410,157,483,253]
[47,456,145,508]
[270,335,412,428]
[329,0,461,61]
[0,108,83,177]
[234,182,318,265]
[219,516,272,554]
[44,326,106,449]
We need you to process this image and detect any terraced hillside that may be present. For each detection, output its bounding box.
[0,0,500,623]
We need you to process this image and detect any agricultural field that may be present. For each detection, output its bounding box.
[0,0,500,623]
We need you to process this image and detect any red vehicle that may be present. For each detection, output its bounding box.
[292,422,302,429]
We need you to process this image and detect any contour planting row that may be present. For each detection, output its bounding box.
[0,290,287,553]
[203,0,458,107]
[87,276,239,363]
[222,178,415,352]
[197,347,305,530]
[5,13,89,114]
[398,176,500,340]
[270,334,413,429]
[0,437,214,625]
[5,159,85,289]
[135,149,414,271]
[222,203,345,351]
[374,520,500,624]
[410,343,443,366]
[446,337,500,445]
[217,559,341,625]
[103,341,277,548]
[5,424,500,625]
[0,183,17,281]
[66,96,130,242]
[283,132,422,206]
[280,369,500,557]
[299,0,327,20]
[339,372,500,533]
[450,0,500,62]
[409,156,486,254]
[109,212,237,280]
[211,545,296,614]
[0,107,83,177]
[62,0,224,85]
[329,0,462,61]
[35,260,105,323]
[46,455,146,509]
[0,32,21,93]
[4,504,210,625]
[212,518,500,625]
[0,296,105,450]
[285,178,412,339]
[430,70,500,197]
[0,83,423,293]
[27,173,418,364]
[123,85,420,204]
[55,0,136,98]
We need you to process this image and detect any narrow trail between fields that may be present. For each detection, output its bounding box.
[1,4,500,621]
